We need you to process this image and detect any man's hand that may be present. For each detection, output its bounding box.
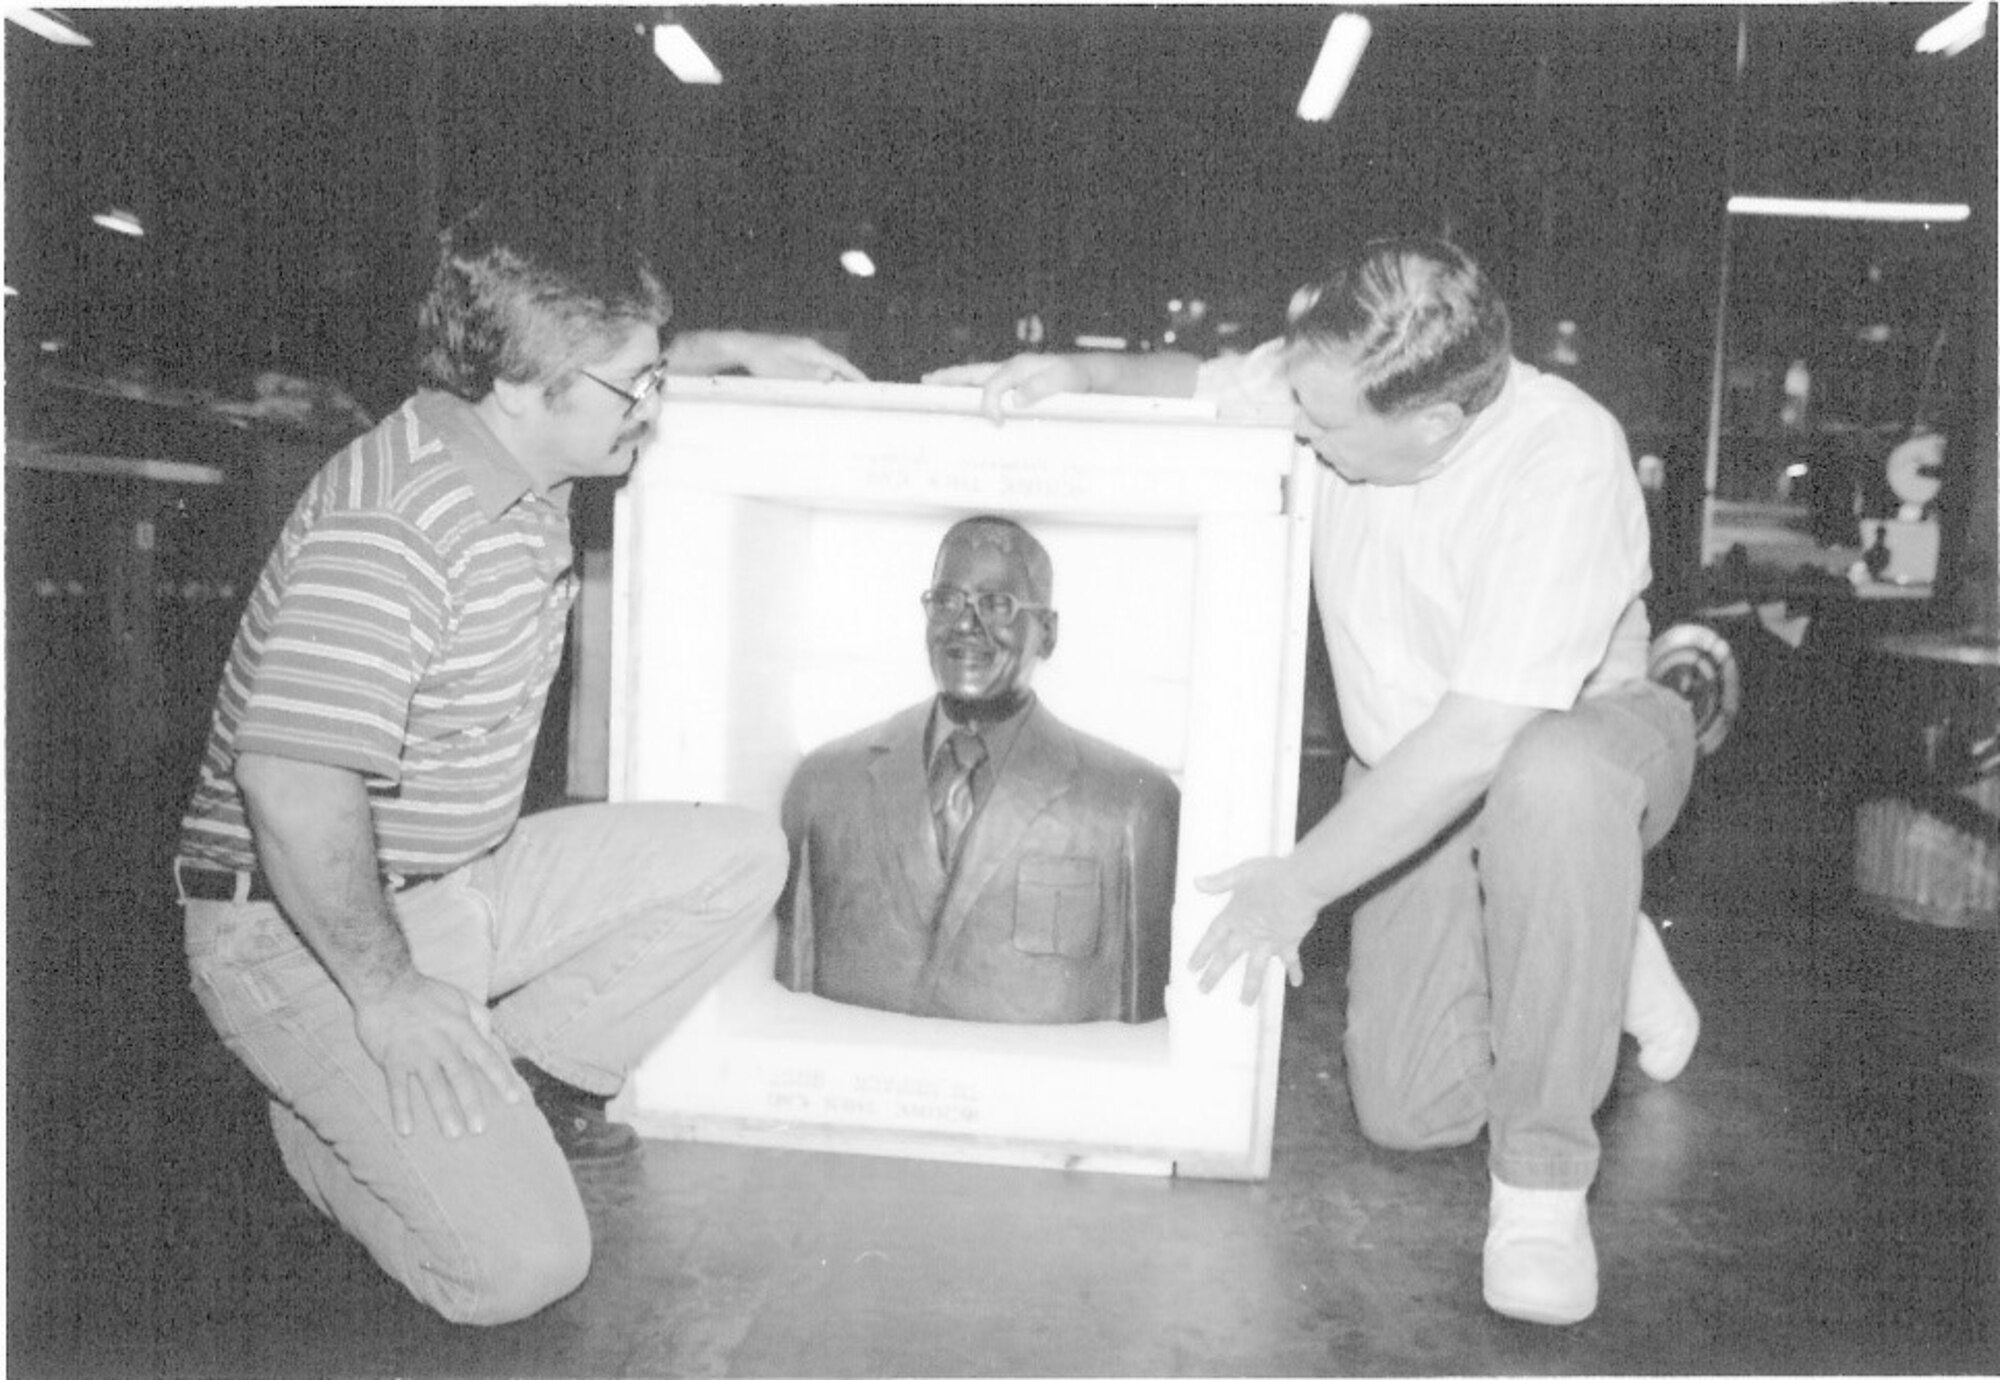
[667,330,867,382]
[731,332,868,382]
[1188,856,1322,1005]
[351,972,524,1139]
[236,751,523,1138]
[923,353,1095,423]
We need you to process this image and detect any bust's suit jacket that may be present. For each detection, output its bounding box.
[777,698,1179,1023]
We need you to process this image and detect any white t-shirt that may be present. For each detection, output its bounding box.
[1199,341,1654,765]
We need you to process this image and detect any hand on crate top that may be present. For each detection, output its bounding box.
[923,353,1095,423]
[668,330,867,383]
[923,351,1199,423]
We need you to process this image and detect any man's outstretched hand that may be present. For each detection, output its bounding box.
[352,972,524,1139]
[1188,856,1321,1005]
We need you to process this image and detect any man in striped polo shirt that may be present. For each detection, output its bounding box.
[176,203,863,1325]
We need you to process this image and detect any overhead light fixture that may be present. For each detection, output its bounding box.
[839,249,876,279]
[1296,13,1371,122]
[6,9,92,46]
[653,23,722,84]
[1916,1,1988,56]
[1074,334,1128,351]
[91,208,144,237]
[1726,196,1971,223]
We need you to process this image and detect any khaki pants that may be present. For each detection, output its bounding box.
[1341,680,1697,1190]
[183,802,784,1324]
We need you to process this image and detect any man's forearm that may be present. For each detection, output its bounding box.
[1285,694,1545,910]
[234,752,417,1004]
[1078,351,1202,398]
[663,329,750,376]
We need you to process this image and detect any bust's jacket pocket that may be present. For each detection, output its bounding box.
[1012,854,1101,958]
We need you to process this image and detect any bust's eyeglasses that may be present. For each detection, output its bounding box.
[581,361,670,417]
[919,587,1048,626]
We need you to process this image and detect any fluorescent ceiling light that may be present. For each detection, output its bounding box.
[6,9,92,46]
[653,23,722,84]
[1916,1,1988,56]
[1726,195,1971,223]
[839,249,876,278]
[1074,334,1128,351]
[91,208,144,237]
[1296,13,1371,122]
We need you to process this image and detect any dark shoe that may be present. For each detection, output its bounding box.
[541,1099,641,1165]
[515,1060,641,1165]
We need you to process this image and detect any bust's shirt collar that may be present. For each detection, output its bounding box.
[927,693,1036,770]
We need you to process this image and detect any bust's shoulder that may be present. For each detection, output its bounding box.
[1039,710,1179,802]
[795,701,930,775]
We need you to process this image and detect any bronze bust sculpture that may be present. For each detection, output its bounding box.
[776,515,1180,1023]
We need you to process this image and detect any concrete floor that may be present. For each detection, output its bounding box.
[8,719,1997,1377]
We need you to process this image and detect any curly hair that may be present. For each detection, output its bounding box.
[415,201,672,402]
[1285,236,1512,418]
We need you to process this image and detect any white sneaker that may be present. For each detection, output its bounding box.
[1482,1176,1598,1325]
[1624,910,1700,1082]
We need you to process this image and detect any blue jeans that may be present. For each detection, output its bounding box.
[182,802,784,1324]
[1340,680,1697,1190]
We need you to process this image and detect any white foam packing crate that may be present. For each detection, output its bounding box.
[608,375,1312,1179]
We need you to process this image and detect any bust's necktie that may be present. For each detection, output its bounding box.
[929,728,988,869]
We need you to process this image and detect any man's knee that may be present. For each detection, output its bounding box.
[1486,717,1628,832]
[680,803,787,897]
[740,810,790,904]
[427,1209,592,1326]
[609,801,787,922]
[1344,1030,1487,1152]
[1493,714,1606,795]
[696,806,788,926]
[1347,1074,1485,1152]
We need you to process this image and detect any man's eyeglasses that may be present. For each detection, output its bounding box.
[581,361,670,417]
[919,587,1049,626]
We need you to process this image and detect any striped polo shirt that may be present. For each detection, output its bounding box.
[178,390,577,876]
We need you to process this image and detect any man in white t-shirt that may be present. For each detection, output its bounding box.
[926,237,1701,1327]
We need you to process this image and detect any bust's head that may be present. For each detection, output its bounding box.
[923,516,1059,719]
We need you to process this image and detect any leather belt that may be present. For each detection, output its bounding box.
[174,858,445,904]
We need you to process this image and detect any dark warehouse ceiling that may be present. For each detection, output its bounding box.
[4,5,1992,423]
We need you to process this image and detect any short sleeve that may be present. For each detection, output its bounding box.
[1449,416,1650,709]
[232,509,451,782]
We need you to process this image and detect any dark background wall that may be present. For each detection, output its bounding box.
[7,6,1987,425]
